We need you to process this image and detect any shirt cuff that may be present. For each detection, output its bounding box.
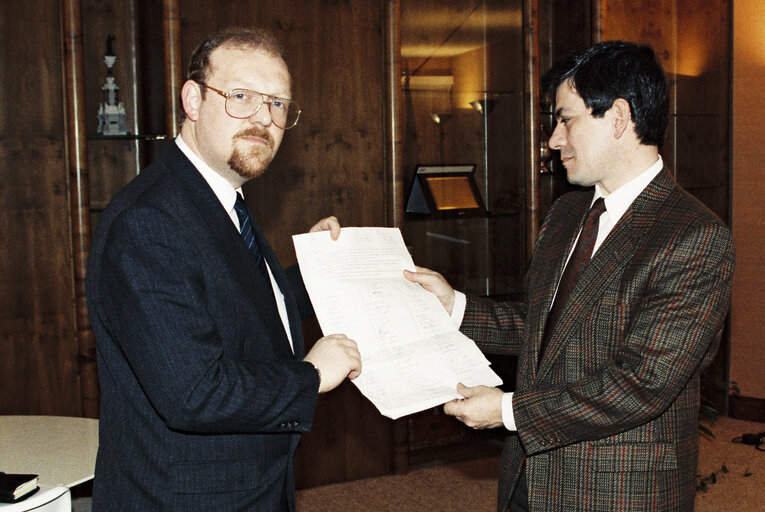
[451,291,467,326]
[502,392,517,431]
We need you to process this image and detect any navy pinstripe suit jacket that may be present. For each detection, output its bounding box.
[86,143,319,511]
[461,169,734,512]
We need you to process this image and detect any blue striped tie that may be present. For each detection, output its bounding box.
[234,193,269,280]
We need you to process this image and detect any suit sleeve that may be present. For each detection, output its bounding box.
[97,206,319,434]
[461,295,526,356]
[513,220,734,454]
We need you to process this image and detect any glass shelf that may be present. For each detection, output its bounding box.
[88,133,168,140]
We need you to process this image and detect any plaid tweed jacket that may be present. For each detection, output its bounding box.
[461,170,734,512]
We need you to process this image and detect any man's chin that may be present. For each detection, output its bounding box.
[229,151,272,180]
[565,168,583,186]
[233,163,269,180]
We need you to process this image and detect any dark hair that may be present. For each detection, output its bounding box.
[180,27,289,122]
[542,40,669,147]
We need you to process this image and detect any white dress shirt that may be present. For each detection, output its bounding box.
[451,156,665,430]
[175,135,294,352]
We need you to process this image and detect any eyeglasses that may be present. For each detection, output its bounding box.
[199,83,301,130]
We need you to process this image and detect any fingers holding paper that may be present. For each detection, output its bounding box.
[403,266,456,315]
[443,383,504,429]
[308,216,341,240]
[303,334,361,393]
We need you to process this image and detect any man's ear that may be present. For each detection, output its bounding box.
[611,98,632,139]
[180,80,202,122]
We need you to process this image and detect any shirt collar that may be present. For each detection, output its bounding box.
[175,134,241,221]
[594,156,664,225]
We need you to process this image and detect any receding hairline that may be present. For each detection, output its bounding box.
[209,43,289,70]
[206,43,293,89]
[218,41,286,60]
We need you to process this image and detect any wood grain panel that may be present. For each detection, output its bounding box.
[0,0,80,415]
[730,0,765,401]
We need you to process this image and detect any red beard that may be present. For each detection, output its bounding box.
[228,127,276,179]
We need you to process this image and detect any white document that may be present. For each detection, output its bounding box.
[292,227,502,419]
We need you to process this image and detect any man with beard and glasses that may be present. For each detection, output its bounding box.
[86,27,361,511]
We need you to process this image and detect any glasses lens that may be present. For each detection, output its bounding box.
[285,103,301,129]
[225,90,263,119]
[268,98,301,129]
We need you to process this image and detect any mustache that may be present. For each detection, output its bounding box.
[234,127,275,148]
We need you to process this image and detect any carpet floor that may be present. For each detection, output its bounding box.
[296,416,765,511]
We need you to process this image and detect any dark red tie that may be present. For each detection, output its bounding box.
[541,197,606,357]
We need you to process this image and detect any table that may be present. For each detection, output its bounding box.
[0,485,70,511]
[0,416,98,488]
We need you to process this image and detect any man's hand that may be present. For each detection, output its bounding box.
[403,266,456,315]
[309,216,341,240]
[443,383,504,429]
[303,334,361,393]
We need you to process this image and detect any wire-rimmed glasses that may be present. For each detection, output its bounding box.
[200,83,301,130]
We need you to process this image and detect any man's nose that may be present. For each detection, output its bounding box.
[249,103,273,127]
[548,122,565,150]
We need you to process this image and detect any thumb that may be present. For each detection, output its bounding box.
[456,382,474,398]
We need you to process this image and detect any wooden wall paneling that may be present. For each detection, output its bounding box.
[673,0,731,224]
[384,0,411,476]
[730,0,765,406]
[385,0,404,230]
[163,0,183,138]
[63,0,98,419]
[177,0,392,488]
[673,0,732,416]
[599,0,677,173]
[590,0,604,42]
[0,0,80,415]
[523,0,541,256]
[535,0,592,215]
[134,0,169,142]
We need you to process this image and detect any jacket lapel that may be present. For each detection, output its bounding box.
[168,146,297,360]
[524,194,590,380]
[247,213,307,360]
[535,170,676,382]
